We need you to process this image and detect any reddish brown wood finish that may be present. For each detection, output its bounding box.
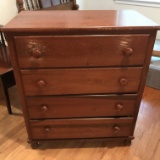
[21,68,142,96]
[30,118,133,139]
[2,10,160,148]
[27,95,136,119]
[3,11,160,32]
[14,35,149,68]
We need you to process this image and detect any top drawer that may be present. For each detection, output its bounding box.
[14,35,149,68]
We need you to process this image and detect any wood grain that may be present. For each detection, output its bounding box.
[0,86,160,160]
[30,118,133,139]
[2,10,160,150]
[3,11,160,32]
[21,67,142,96]
[27,95,136,119]
[14,35,149,68]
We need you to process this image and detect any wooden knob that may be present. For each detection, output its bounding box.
[44,127,50,134]
[32,49,41,58]
[37,80,46,88]
[115,103,124,111]
[119,77,128,86]
[113,126,120,133]
[41,105,48,112]
[123,48,133,56]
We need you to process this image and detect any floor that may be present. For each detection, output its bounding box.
[0,85,160,160]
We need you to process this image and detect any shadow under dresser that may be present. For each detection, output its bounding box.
[3,10,160,148]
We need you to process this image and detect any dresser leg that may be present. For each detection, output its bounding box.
[27,139,39,149]
[124,136,134,146]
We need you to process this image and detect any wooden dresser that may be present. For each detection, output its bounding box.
[3,10,160,148]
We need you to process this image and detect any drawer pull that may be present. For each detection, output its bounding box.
[37,80,46,88]
[32,49,42,58]
[44,127,51,134]
[115,103,124,111]
[119,77,128,86]
[113,126,120,133]
[123,48,133,56]
[41,105,48,112]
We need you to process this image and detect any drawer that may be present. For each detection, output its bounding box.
[14,35,149,68]
[30,118,133,139]
[22,67,142,96]
[27,95,136,119]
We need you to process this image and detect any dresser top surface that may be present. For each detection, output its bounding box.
[3,10,160,32]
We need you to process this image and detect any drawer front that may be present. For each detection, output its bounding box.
[15,35,149,68]
[27,95,136,119]
[22,67,142,96]
[30,118,133,139]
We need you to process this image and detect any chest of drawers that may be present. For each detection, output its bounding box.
[3,10,160,148]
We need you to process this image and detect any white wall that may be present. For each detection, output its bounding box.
[78,0,160,39]
[77,0,85,10]
[0,0,18,25]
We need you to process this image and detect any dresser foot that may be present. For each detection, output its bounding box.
[124,136,134,146]
[27,140,39,149]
